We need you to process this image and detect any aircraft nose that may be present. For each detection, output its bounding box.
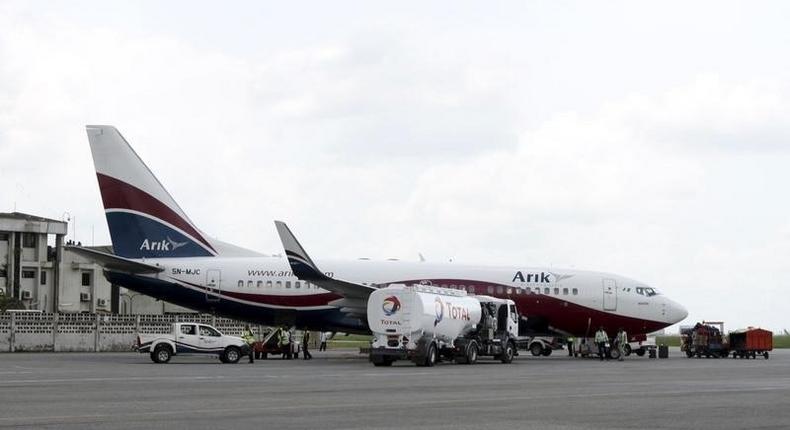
[668,299,688,324]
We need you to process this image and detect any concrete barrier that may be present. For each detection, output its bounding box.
[0,312,252,352]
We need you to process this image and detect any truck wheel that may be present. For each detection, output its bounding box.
[466,342,478,365]
[152,344,172,364]
[223,346,241,364]
[530,343,543,357]
[426,343,437,367]
[635,348,645,357]
[763,351,769,359]
[500,342,515,364]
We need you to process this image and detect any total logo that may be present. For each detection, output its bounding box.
[139,237,188,252]
[382,296,401,316]
[434,297,444,326]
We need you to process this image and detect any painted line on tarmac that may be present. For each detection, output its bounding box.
[0,375,226,385]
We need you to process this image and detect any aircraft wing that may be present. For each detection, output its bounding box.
[274,221,376,306]
[65,246,164,274]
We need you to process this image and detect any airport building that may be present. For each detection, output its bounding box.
[0,212,191,314]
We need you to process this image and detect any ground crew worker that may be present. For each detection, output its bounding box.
[241,324,255,363]
[319,332,328,352]
[302,330,312,360]
[616,328,628,362]
[594,326,609,361]
[567,336,575,357]
[278,327,291,359]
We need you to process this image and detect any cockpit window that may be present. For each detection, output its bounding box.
[635,286,659,297]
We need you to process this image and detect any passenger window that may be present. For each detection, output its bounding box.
[199,325,220,337]
[553,288,559,295]
[286,281,291,289]
[257,281,263,288]
[180,324,196,335]
[295,281,301,289]
[266,280,273,288]
[496,286,503,295]
[276,281,282,289]
[468,285,475,294]
[237,280,243,288]
[544,287,550,294]
[487,286,494,294]
[563,288,568,295]
[506,288,512,295]
[572,288,578,295]
[636,287,644,296]
[247,281,253,288]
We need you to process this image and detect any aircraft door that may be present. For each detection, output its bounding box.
[206,269,221,302]
[602,278,617,311]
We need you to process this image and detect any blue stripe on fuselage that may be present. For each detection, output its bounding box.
[106,211,213,258]
[106,271,368,333]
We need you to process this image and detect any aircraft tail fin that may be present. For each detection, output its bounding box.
[85,125,218,259]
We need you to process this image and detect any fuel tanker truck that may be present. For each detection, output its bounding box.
[367,284,519,367]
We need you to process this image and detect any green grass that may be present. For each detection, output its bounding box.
[327,334,372,350]
[656,335,790,349]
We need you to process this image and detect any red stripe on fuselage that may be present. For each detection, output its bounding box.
[97,173,216,253]
[177,278,342,307]
[394,278,668,337]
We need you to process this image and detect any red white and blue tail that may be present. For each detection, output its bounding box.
[86,125,242,259]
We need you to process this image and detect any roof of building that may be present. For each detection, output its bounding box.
[0,212,68,235]
[0,212,67,224]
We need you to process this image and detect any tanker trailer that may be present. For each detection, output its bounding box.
[367,284,519,367]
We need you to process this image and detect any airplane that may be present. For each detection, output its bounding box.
[69,125,688,341]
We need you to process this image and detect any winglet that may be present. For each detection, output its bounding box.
[274,221,326,281]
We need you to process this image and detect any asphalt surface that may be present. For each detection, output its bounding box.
[1,348,789,429]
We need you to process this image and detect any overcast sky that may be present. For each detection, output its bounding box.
[1,1,788,332]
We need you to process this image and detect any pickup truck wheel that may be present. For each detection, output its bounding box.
[635,348,646,357]
[500,342,515,364]
[541,348,552,357]
[530,343,543,357]
[223,346,241,364]
[152,344,172,364]
[467,342,478,365]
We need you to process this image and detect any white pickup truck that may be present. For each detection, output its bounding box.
[136,322,249,364]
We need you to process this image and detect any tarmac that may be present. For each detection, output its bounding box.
[1,348,789,429]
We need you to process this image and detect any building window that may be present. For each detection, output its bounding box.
[40,271,47,285]
[0,268,6,278]
[0,233,8,241]
[22,270,35,279]
[81,272,91,286]
[22,233,36,248]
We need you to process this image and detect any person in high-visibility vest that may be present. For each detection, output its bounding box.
[567,336,575,357]
[616,328,628,362]
[241,325,256,363]
[594,326,609,361]
[279,327,292,359]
